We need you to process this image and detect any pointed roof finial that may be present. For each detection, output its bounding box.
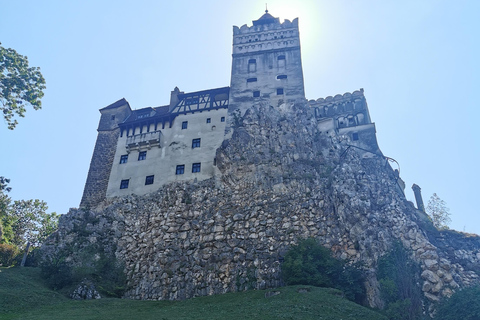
[265,3,268,13]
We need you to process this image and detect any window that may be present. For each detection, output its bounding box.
[277,88,284,95]
[176,165,185,175]
[111,115,115,120]
[247,78,257,82]
[221,117,225,122]
[120,155,128,164]
[277,55,285,60]
[248,59,256,72]
[192,138,201,148]
[253,91,260,97]
[120,179,129,189]
[352,133,359,141]
[192,163,201,173]
[138,151,147,161]
[206,118,211,123]
[145,175,154,185]
[182,121,188,129]
[277,75,287,79]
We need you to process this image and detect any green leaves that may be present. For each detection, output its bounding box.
[0,43,46,129]
[426,193,451,230]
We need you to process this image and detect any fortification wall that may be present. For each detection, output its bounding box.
[46,102,480,311]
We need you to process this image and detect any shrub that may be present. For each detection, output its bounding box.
[40,245,126,297]
[282,238,366,303]
[0,243,20,266]
[377,242,422,320]
[435,286,480,320]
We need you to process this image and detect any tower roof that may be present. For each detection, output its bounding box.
[252,10,280,26]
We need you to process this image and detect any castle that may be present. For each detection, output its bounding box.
[44,11,480,311]
[80,10,381,208]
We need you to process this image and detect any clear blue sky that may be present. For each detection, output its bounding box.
[1,1,479,233]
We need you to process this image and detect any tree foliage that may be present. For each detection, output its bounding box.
[426,193,451,230]
[435,285,480,320]
[10,199,58,248]
[282,238,366,303]
[377,242,422,320]
[0,177,58,266]
[0,43,46,130]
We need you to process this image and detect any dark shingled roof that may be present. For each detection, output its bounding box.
[100,98,129,111]
[253,10,279,26]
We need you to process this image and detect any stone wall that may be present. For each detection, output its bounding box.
[80,128,120,208]
[46,101,480,312]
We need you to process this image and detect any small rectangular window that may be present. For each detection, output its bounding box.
[277,55,285,60]
[352,133,359,141]
[120,179,129,189]
[176,165,185,175]
[248,59,256,72]
[120,155,128,164]
[138,151,147,161]
[206,118,211,123]
[182,121,188,129]
[192,138,201,148]
[277,88,284,95]
[277,75,287,79]
[221,117,225,122]
[192,163,201,173]
[145,175,154,185]
[247,78,257,82]
[253,91,260,97]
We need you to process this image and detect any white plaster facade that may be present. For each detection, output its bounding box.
[106,104,228,198]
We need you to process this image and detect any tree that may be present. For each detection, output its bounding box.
[435,286,480,320]
[9,199,59,266]
[0,42,46,130]
[426,193,451,230]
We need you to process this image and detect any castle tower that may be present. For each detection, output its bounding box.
[228,11,305,120]
[80,99,132,208]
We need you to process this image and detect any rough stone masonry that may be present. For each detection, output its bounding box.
[42,101,480,313]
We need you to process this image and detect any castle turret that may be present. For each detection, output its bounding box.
[80,98,132,208]
[228,11,305,122]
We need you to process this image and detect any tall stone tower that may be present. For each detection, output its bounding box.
[228,11,305,121]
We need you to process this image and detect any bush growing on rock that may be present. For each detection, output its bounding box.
[282,238,366,303]
[434,285,480,320]
[377,242,422,320]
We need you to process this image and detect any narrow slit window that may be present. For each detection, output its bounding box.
[247,78,257,83]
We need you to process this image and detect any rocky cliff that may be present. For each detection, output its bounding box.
[42,101,480,310]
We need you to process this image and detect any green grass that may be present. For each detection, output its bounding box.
[0,267,387,320]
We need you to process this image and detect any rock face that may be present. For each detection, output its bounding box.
[71,279,101,300]
[42,102,480,308]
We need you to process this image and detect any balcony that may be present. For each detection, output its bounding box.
[126,131,162,152]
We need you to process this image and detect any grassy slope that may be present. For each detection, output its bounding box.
[0,267,387,320]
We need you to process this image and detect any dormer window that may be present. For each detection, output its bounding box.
[137,112,150,119]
